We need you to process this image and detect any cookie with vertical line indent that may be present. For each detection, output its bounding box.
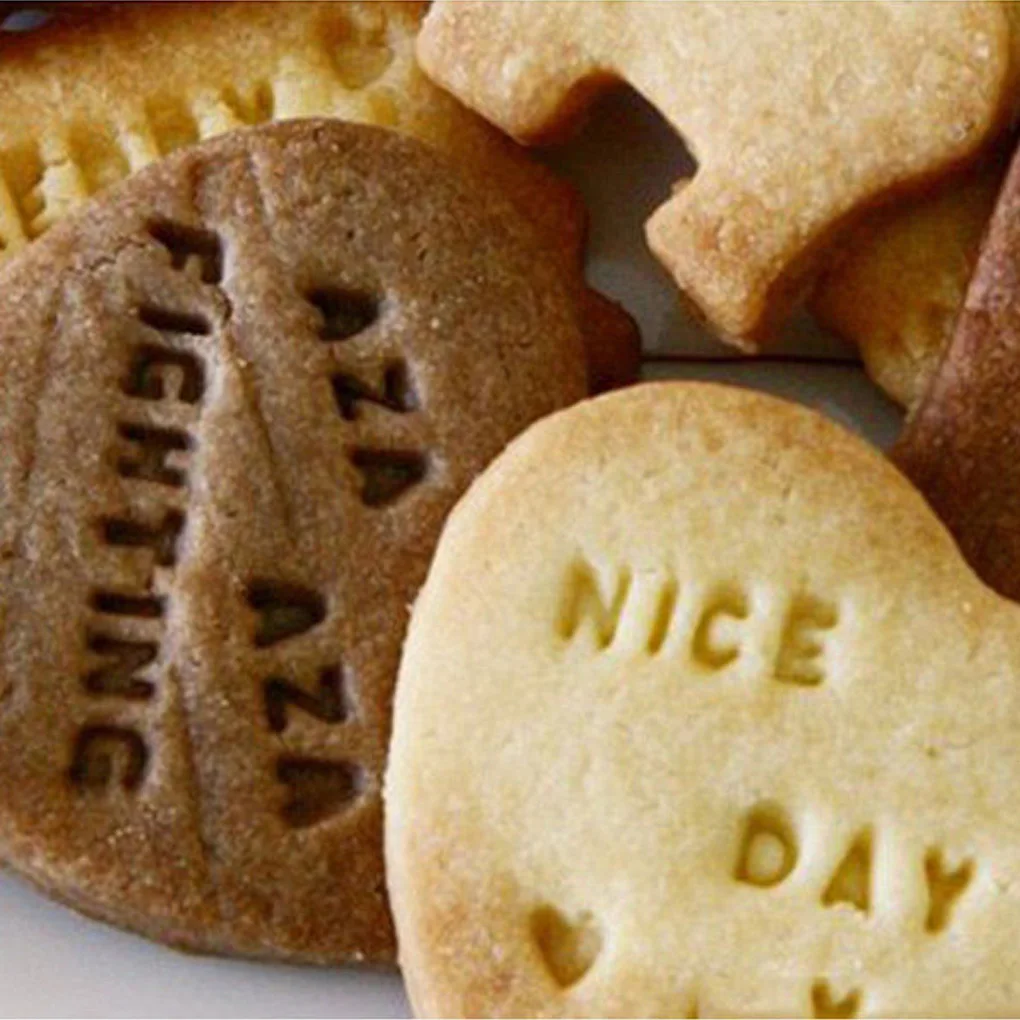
[0,118,587,964]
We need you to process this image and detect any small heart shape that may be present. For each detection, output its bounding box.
[531,904,603,988]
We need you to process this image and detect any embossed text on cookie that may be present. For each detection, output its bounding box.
[557,558,839,685]
[69,220,220,792]
[245,579,365,828]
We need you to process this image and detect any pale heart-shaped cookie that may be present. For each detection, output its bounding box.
[387,383,1020,1017]
[418,1,1015,348]
[0,120,588,964]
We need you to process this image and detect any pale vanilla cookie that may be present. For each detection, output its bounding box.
[418,1,1015,350]
[812,152,1009,408]
[387,382,1020,1017]
[0,0,638,392]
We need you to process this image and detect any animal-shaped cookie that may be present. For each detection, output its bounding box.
[894,142,1020,605]
[0,0,638,392]
[0,119,588,964]
[418,1,1015,348]
[387,383,1020,1017]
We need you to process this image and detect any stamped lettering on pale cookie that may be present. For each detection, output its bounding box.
[731,804,977,1013]
[558,558,838,684]
[387,384,1020,1012]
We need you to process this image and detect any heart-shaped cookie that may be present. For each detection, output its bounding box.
[0,119,588,963]
[387,383,1020,1016]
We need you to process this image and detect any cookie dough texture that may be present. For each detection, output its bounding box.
[388,383,1020,1017]
[813,152,1008,408]
[0,0,638,391]
[418,0,1015,350]
[814,2,1020,408]
[0,119,587,964]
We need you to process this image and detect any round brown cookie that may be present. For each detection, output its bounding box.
[0,119,587,964]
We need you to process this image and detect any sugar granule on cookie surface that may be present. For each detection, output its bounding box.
[0,0,638,392]
[0,119,588,965]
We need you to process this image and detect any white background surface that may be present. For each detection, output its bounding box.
[0,81,904,1018]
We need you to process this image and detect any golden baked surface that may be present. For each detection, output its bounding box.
[419,0,1015,349]
[813,151,1009,408]
[388,382,1020,1017]
[0,0,638,392]
[813,3,1020,408]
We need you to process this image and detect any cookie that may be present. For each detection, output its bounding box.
[417,1,1015,349]
[812,1,1020,409]
[893,142,1020,605]
[812,151,1009,408]
[0,119,588,964]
[0,0,638,392]
[387,382,1020,1017]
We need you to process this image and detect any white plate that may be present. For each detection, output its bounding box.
[0,87,904,1018]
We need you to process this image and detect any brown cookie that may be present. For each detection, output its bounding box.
[894,142,1020,603]
[0,0,639,393]
[0,119,588,964]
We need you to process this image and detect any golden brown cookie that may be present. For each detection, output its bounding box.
[0,119,587,964]
[388,382,1020,1017]
[0,0,638,392]
[894,142,1020,605]
[418,1,1015,349]
[813,147,1011,409]
[813,2,1020,409]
